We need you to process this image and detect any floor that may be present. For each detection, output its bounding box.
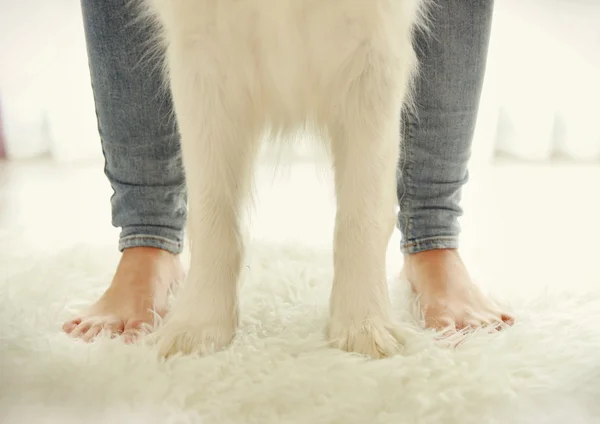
[1,157,599,423]
[1,157,599,293]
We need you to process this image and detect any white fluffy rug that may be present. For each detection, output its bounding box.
[1,240,600,424]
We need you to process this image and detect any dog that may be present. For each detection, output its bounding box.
[140,0,425,359]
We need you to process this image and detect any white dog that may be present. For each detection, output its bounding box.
[141,0,425,359]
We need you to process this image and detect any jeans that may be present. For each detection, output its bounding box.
[80,0,494,255]
[398,2,494,253]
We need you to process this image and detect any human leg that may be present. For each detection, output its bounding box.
[397,0,514,332]
[63,0,187,341]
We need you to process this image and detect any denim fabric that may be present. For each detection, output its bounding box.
[81,0,187,254]
[398,1,494,253]
[80,0,493,255]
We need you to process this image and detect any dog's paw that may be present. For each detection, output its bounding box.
[326,315,406,359]
[148,318,236,359]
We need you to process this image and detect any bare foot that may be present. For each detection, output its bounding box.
[62,247,185,343]
[403,249,514,335]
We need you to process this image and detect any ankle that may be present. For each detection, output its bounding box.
[403,249,460,279]
[404,248,459,263]
[113,247,184,287]
[122,246,178,260]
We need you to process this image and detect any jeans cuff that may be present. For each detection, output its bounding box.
[401,236,460,254]
[119,227,184,255]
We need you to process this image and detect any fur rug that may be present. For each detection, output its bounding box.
[1,240,600,424]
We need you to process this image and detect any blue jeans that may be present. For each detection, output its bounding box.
[80,0,493,255]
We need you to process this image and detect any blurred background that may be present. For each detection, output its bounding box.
[1,0,599,163]
[0,0,599,290]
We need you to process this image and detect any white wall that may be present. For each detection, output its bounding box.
[490,0,600,161]
[0,0,101,162]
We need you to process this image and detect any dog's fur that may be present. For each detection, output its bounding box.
[141,0,425,359]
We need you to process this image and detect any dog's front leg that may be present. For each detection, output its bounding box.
[150,44,259,358]
[326,59,412,359]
